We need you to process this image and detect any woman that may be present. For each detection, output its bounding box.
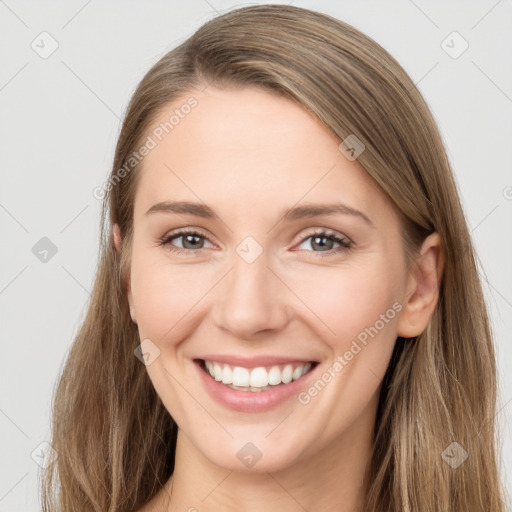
[42,4,507,511]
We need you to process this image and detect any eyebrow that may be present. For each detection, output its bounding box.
[145,200,374,227]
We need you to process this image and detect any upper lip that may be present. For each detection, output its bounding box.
[196,355,318,369]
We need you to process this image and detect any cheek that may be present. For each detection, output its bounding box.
[285,261,403,441]
[129,247,215,343]
[290,256,403,349]
[130,235,406,352]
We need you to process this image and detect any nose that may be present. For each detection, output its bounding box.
[211,252,291,340]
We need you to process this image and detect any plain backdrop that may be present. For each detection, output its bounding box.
[0,0,511,510]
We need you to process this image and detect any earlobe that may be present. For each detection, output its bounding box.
[112,223,137,324]
[129,299,137,324]
[113,223,123,254]
[397,232,444,338]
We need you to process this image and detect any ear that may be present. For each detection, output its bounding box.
[112,223,137,324]
[397,232,444,338]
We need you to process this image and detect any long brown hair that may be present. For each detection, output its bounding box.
[42,4,507,511]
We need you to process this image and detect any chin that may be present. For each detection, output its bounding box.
[190,432,309,474]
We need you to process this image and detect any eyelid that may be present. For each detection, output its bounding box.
[296,227,352,245]
[161,227,217,249]
[160,226,353,254]
[162,226,212,241]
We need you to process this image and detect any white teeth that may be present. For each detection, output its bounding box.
[221,365,233,384]
[203,360,314,390]
[268,366,281,385]
[292,365,303,381]
[249,367,269,387]
[232,366,250,387]
[213,362,223,381]
[282,364,293,384]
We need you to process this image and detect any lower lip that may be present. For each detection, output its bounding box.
[194,360,318,413]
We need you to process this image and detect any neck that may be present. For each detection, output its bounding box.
[158,399,377,512]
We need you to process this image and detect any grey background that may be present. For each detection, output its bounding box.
[1,0,511,509]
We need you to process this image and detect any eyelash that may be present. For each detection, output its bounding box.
[158,228,352,257]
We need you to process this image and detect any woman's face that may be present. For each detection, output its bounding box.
[120,85,418,472]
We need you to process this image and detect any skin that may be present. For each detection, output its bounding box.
[113,85,444,511]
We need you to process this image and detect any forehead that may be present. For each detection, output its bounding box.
[132,86,392,224]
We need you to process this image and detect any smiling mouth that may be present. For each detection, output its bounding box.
[197,359,319,392]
